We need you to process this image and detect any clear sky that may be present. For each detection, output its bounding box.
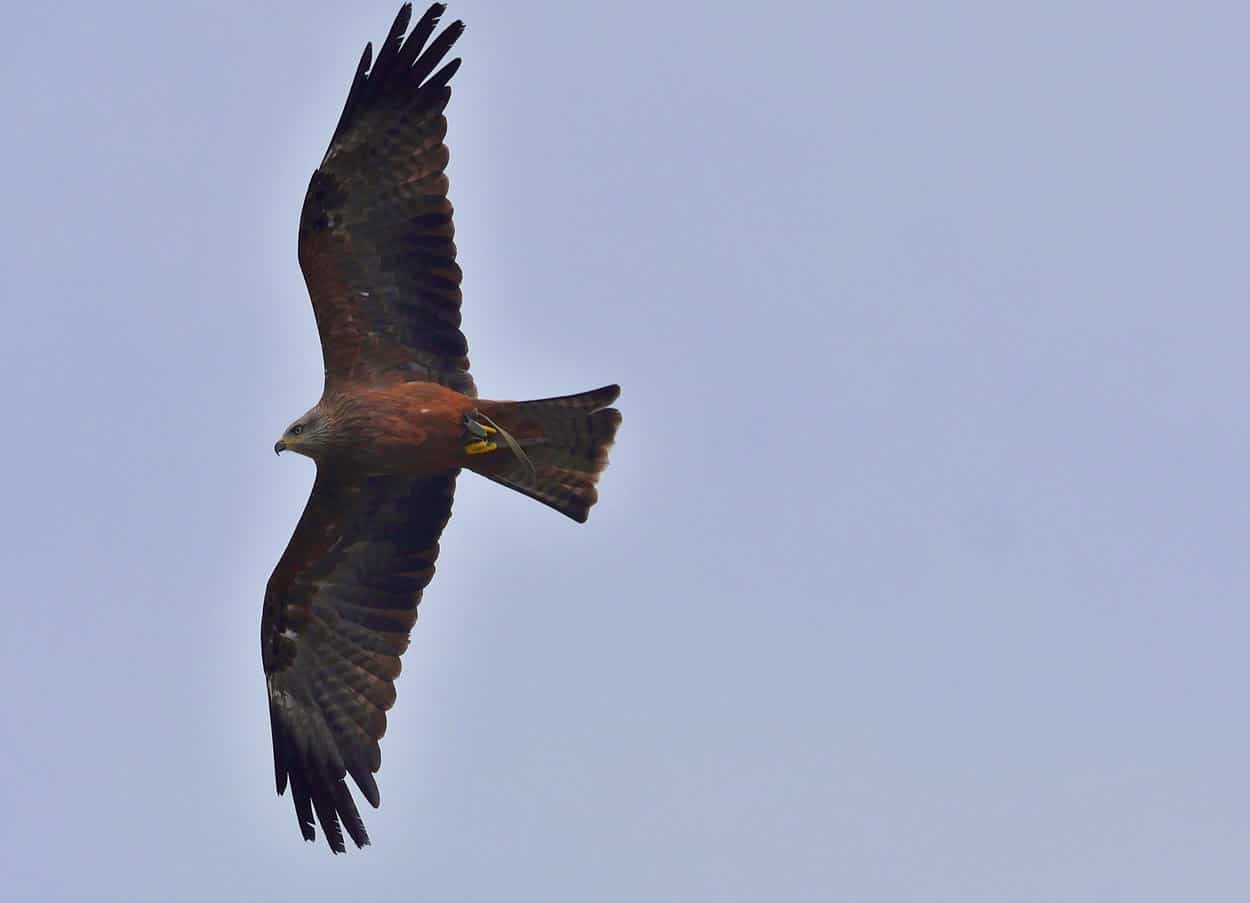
[4,1,1250,900]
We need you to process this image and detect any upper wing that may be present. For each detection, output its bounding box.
[299,3,475,396]
[261,468,458,852]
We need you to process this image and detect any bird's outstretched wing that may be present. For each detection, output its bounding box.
[262,469,458,851]
[299,3,474,395]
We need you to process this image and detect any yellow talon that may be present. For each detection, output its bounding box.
[462,410,533,477]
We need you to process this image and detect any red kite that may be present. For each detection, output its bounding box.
[262,2,621,852]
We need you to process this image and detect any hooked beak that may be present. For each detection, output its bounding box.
[274,439,287,455]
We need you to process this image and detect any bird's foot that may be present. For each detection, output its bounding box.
[463,412,499,455]
[462,410,536,479]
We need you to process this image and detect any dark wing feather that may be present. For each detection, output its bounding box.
[299,3,474,395]
[262,468,458,852]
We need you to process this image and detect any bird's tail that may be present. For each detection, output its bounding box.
[469,384,622,523]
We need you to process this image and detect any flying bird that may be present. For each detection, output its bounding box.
[263,2,621,852]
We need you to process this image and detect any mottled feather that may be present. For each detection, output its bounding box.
[298,2,474,395]
[262,471,457,852]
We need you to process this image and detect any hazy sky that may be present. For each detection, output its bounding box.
[4,1,1250,900]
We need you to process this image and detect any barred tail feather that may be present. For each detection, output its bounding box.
[471,384,621,523]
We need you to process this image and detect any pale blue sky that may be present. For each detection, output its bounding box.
[4,1,1250,900]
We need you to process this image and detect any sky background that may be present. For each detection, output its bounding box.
[3,1,1250,900]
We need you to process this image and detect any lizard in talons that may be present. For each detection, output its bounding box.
[463,410,536,480]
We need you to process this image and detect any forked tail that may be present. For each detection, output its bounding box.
[469,384,622,523]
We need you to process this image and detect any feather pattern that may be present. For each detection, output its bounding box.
[298,3,474,396]
[262,470,458,851]
[473,385,622,523]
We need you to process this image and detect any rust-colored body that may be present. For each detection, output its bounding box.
[320,381,480,475]
[309,381,547,479]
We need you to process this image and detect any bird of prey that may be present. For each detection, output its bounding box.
[263,2,621,852]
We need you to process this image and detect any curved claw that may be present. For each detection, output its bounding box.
[464,410,536,480]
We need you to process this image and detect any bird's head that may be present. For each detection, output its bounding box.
[274,408,330,459]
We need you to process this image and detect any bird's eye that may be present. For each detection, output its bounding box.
[291,424,304,436]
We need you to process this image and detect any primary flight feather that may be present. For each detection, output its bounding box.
[262,2,621,852]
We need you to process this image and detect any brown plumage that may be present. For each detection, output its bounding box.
[262,3,621,853]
